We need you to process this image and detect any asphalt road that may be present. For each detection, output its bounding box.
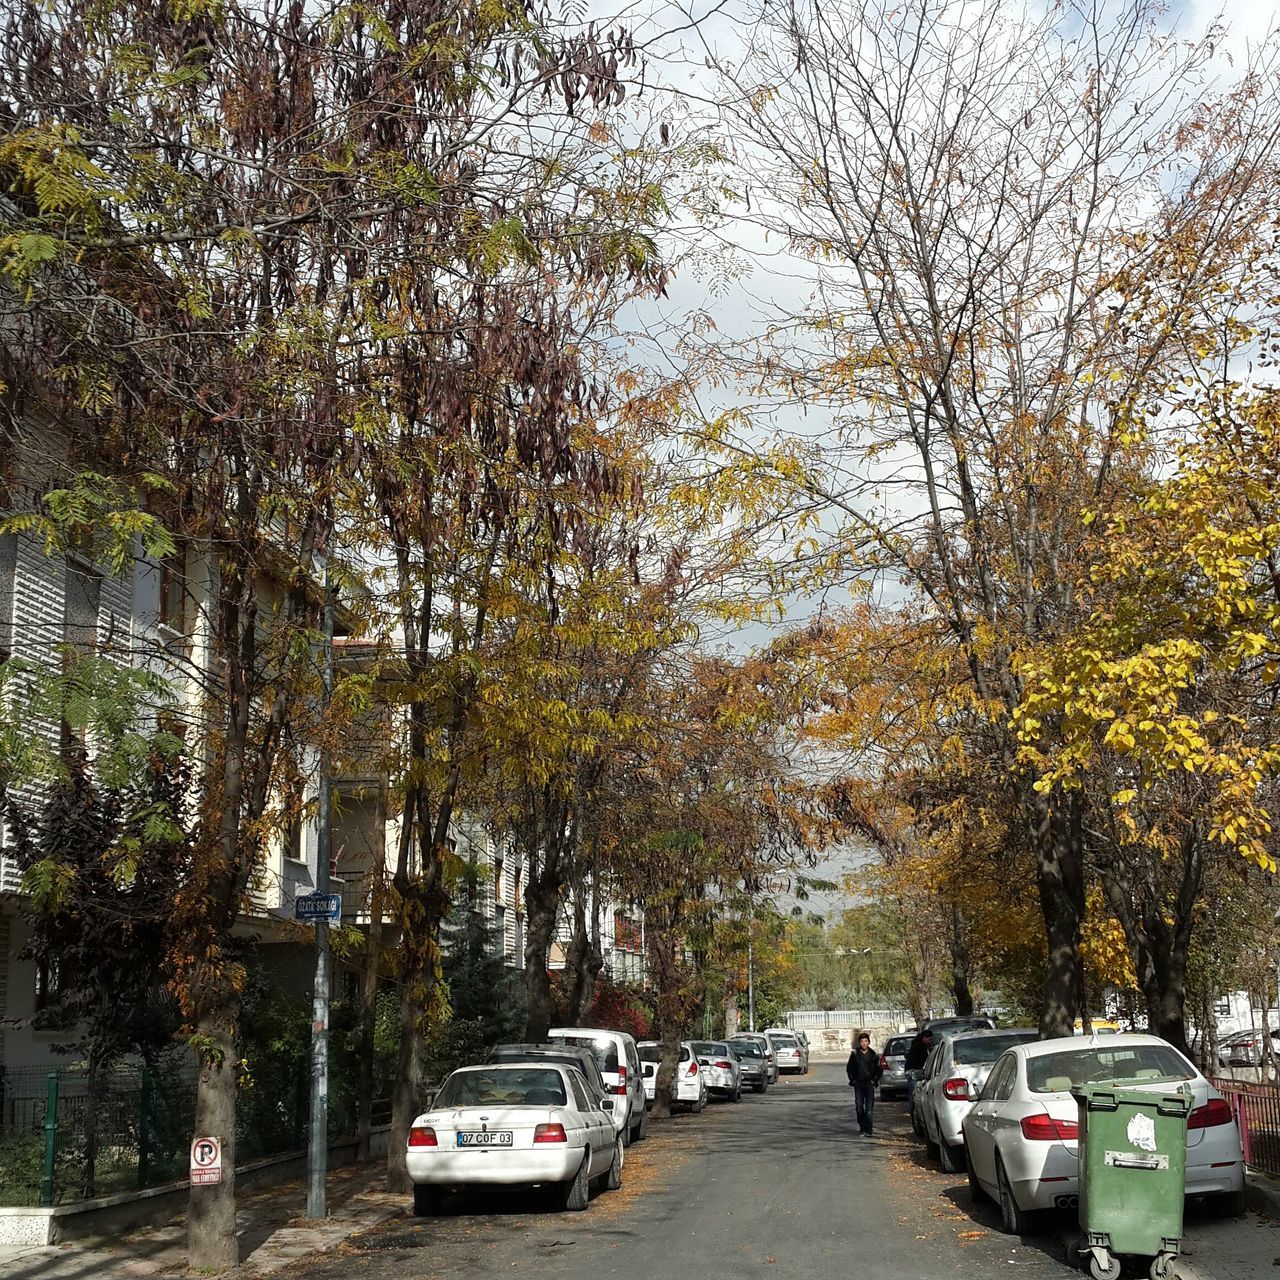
[305,1062,1077,1280]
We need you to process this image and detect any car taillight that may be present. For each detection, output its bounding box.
[687,1060,699,1075]
[1020,1114,1078,1141]
[534,1123,568,1143]
[1189,1098,1235,1129]
[879,1054,888,1071]
[942,1077,971,1101]
[714,1060,733,1069]
[408,1126,437,1147]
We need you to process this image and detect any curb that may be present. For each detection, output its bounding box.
[1246,1169,1280,1219]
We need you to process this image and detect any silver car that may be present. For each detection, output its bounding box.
[914,1028,1039,1171]
[963,1035,1245,1235]
[764,1029,805,1074]
[880,1033,914,1100]
[734,1032,779,1083]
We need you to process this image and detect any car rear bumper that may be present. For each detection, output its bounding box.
[1006,1150,1244,1210]
[407,1146,582,1186]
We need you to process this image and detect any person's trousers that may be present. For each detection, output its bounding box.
[854,1080,876,1134]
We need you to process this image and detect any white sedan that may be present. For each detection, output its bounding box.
[963,1034,1244,1235]
[639,1041,708,1111]
[406,1063,623,1214]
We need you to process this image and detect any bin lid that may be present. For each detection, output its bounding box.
[1071,1082,1192,1116]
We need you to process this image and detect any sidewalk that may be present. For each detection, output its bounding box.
[0,1162,404,1280]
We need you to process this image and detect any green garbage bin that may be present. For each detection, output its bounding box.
[1073,1083,1193,1280]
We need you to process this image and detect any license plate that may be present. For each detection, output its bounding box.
[457,1131,512,1147]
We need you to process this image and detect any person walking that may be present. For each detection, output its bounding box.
[903,1026,934,1111]
[846,1032,883,1136]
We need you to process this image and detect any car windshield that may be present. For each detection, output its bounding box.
[551,1034,620,1074]
[638,1044,691,1063]
[953,1033,1038,1065]
[884,1038,912,1056]
[435,1068,567,1108]
[729,1041,763,1059]
[1026,1045,1195,1093]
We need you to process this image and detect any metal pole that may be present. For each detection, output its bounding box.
[41,1071,58,1207]
[307,576,334,1220]
[747,933,755,1033]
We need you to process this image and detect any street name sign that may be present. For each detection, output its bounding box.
[295,892,342,922]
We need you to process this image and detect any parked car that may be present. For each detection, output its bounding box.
[880,1033,915,1100]
[638,1041,708,1112]
[734,1031,779,1083]
[1072,1019,1121,1036]
[484,1043,622,1142]
[962,1033,1245,1235]
[913,1028,1039,1171]
[793,1030,811,1072]
[922,1014,996,1037]
[548,1026,648,1145]
[406,1062,622,1215]
[691,1040,743,1101]
[728,1037,770,1092]
[1225,1027,1280,1067]
[764,1029,806,1074]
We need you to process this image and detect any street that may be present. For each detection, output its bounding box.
[308,1063,1074,1280]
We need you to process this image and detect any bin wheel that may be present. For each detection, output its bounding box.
[1088,1252,1121,1280]
[1150,1255,1175,1280]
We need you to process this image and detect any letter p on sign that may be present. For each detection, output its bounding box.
[190,1136,222,1185]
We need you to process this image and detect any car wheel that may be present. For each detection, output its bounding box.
[693,1090,705,1114]
[412,1183,439,1217]
[996,1156,1031,1235]
[939,1139,963,1173]
[560,1152,591,1212]
[965,1147,989,1203]
[911,1105,925,1138]
[634,1105,648,1143]
[1208,1188,1246,1218]
[754,1081,766,1093]
[603,1136,623,1191]
[925,1133,940,1160]
[733,1085,742,1102]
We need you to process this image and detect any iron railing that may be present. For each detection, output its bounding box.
[1210,1076,1280,1176]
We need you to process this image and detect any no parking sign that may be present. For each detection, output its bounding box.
[190,1136,222,1185]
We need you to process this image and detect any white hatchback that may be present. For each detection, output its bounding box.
[406,1062,622,1215]
[962,1034,1245,1235]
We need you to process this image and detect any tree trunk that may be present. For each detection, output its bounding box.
[187,1011,238,1272]
[949,905,974,1016]
[387,975,426,1194]
[1032,794,1085,1038]
[81,1049,101,1201]
[356,837,385,1163]
[523,898,558,1041]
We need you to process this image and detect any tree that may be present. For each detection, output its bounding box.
[1017,383,1280,1047]
[701,0,1280,1032]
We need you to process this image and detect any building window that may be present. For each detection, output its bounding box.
[157,546,186,632]
[496,904,507,956]
[34,957,61,1012]
[63,558,100,659]
[494,857,504,905]
[0,533,14,667]
[513,868,522,913]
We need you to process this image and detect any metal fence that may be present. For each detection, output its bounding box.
[1210,1077,1280,1177]
[0,1056,392,1208]
[784,1008,916,1030]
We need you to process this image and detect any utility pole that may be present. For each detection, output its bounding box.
[307,576,334,1220]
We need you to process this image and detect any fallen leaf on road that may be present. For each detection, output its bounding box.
[958,1230,984,1240]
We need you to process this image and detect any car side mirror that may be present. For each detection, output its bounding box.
[599,1098,614,1112]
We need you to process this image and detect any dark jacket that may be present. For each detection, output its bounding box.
[846,1045,883,1086]
[903,1033,933,1072]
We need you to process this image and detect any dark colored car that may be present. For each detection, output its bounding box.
[727,1038,770,1093]
[485,1043,609,1101]
[921,1015,996,1038]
